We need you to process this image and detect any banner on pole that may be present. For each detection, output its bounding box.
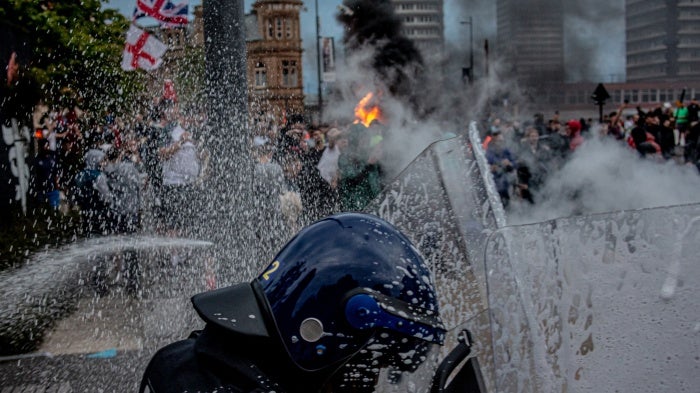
[321,37,336,83]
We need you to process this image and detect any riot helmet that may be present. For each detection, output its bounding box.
[192,212,446,377]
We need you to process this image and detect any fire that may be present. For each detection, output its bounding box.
[353,92,383,128]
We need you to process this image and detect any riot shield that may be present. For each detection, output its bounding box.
[365,131,501,392]
[485,204,700,392]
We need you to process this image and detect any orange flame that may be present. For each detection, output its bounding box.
[353,92,382,128]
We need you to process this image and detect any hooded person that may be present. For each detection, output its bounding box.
[140,213,447,393]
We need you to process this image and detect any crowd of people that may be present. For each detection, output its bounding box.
[483,99,700,208]
[30,89,700,234]
[30,95,390,239]
[32,97,210,236]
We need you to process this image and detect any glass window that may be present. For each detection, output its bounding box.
[276,18,283,39]
[255,62,267,88]
[286,18,293,39]
[282,60,298,87]
[641,89,649,102]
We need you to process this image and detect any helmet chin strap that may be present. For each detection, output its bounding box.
[344,288,446,344]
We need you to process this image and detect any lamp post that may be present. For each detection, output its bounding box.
[315,0,323,123]
[461,17,474,84]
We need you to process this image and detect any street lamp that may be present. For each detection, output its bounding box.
[461,17,474,84]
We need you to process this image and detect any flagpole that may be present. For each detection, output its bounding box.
[315,0,323,123]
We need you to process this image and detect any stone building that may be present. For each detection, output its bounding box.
[155,1,304,126]
[246,0,305,126]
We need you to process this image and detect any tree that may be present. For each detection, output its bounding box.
[0,0,148,115]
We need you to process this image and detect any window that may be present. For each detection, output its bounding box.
[267,19,274,39]
[282,60,298,87]
[255,62,267,88]
[286,18,293,39]
[276,18,283,39]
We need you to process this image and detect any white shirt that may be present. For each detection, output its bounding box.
[317,146,341,184]
[162,125,201,186]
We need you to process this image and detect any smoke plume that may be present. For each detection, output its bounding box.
[336,0,429,115]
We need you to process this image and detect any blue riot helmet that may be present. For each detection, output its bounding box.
[192,212,446,376]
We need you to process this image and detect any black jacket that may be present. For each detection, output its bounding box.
[140,327,285,393]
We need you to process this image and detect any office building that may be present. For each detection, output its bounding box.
[496,0,565,85]
[392,0,445,59]
[626,0,700,82]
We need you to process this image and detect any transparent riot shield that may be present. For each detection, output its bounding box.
[485,204,700,392]
[365,133,500,392]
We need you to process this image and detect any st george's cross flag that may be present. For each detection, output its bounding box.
[133,0,189,27]
[121,24,167,72]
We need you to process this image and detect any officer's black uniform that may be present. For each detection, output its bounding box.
[140,325,288,393]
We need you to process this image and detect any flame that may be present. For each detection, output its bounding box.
[353,92,383,128]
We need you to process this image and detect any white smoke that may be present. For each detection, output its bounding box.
[509,138,700,225]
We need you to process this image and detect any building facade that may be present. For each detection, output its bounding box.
[496,0,565,85]
[158,2,304,125]
[391,0,445,60]
[246,0,305,125]
[626,0,700,82]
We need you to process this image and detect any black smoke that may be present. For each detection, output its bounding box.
[337,0,431,116]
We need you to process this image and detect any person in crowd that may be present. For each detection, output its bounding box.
[687,98,699,124]
[139,213,447,393]
[486,130,517,208]
[277,114,308,160]
[683,118,700,166]
[566,119,585,152]
[606,105,627,141]
[657,117,676,159]
[542,118,570,170]
[157,112,206,235]
[674,101,690,134]
[41,113,68,160]
[299,126,331,221]
[317,127,345,194]
[629,111,661,157]
[104,142,144,233]
[532,112,547,135]
[72,148,113,235]
[35,138,60,210]
[516,126,551,201]
[546,119,561,136]
[338,121,384,211]
[252,141,292,255]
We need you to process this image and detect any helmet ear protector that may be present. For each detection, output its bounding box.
[344,288,446,345]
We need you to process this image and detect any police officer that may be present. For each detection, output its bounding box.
[140,212,446,392]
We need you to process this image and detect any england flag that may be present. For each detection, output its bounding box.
[133,0,189,27]
[121,24,167,72]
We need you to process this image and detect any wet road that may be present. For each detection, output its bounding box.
[0,242,217,392]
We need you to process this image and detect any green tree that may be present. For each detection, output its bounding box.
[0,0,148,114]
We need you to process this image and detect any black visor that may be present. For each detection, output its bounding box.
[192,282,270,338]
